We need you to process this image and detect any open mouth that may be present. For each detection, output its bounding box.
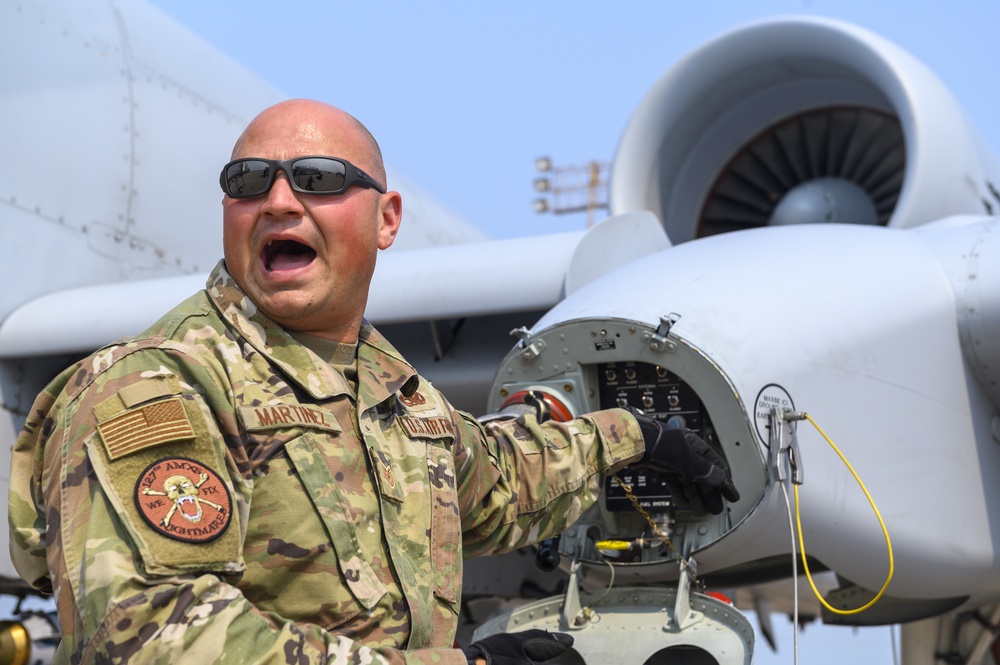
[178,496,203,523]
[262,239,317,273]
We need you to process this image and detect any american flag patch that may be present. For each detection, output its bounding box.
[98,397,195,460]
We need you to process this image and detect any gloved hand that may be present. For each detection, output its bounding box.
[629,408,740,516]
[461,629,574,665]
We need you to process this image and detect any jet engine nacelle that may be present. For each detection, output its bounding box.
[610,16,1000,243]
[487,216,1000,627]
[473,19,1000,647]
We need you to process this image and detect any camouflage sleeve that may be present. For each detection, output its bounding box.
[8,362,79,595]
[452,408,644,559]
[9,345,467,665]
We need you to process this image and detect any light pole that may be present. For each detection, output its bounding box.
[533,157,609,228]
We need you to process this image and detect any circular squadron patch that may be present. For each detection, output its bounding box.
[134,457,232,543]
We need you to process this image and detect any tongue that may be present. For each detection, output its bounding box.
[266,242,316,272]
[269,250,314,272]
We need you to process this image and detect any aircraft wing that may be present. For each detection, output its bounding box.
[0,211,666,358]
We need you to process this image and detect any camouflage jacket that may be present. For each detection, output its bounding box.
[8,261,644,665]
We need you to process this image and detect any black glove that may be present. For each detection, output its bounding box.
[462,629,574,665]
[629,408,740,516]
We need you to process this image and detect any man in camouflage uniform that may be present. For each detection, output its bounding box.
[8,100,737,664]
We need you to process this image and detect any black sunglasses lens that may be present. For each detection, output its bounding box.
[224,160,271,197]
[290,158,347,193]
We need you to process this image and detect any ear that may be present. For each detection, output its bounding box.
[377,190,403,250]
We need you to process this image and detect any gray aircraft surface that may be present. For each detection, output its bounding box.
[1,1,999,663]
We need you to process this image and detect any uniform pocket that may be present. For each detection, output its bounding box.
[284,433,387,611]
[427,442,460,603]
[368,408,462,611]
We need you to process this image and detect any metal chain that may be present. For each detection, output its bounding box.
[612,473,700,583]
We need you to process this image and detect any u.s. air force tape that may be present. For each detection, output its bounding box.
[134,457,232,543]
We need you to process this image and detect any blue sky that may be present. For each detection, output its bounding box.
[146,0,1000,244]
[145,2,997,663]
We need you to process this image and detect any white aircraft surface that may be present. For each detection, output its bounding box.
[1,1,999,663]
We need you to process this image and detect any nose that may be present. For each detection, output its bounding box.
[260,171,305,218]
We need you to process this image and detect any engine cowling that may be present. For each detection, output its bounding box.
[480,17,1000,629]
[610,16,1000,242]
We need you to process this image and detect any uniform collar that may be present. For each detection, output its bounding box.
[356,320,420,412]
[206,261,416,410]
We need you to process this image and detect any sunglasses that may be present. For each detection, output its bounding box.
[219,156,386,199]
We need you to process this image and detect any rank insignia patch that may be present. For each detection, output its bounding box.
[379,456,396,489]
[399,392,426,407]
[135,457,232,543]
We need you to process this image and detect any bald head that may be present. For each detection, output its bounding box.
[232,99,387,188]
[221,98,403,342]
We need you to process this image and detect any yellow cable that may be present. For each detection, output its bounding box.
[794,412,894,615]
